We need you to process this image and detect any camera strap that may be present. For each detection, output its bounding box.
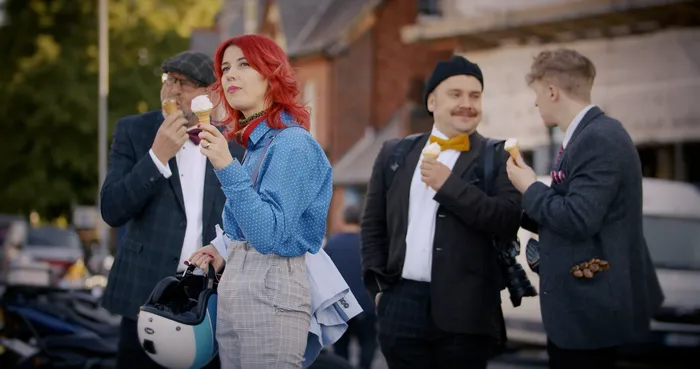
[482,138,505,196]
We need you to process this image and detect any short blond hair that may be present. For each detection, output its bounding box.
[526,48,596,101]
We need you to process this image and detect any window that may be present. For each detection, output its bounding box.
[643,216,700,270]
[304,81,317,139]
[417,0,441,16]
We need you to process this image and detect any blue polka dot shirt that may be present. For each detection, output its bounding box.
[214,111,333,257]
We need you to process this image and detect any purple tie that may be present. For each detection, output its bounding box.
[552,145,564,169]
[188,128,202,145]
[551,145,565,183]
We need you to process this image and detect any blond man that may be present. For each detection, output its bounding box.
[506,49,663,369]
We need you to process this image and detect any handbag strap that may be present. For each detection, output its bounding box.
[249,123,303,189]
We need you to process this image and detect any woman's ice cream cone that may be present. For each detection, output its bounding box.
[195,110,212,125]
[191,95,214,125]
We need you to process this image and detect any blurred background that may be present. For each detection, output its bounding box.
[1,0,699,368]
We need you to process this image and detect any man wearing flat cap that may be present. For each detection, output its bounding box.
[100,51,244,368]
[361,55,522,368]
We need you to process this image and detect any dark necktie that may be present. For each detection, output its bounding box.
[188,128,202,145]
[552,144,564,169]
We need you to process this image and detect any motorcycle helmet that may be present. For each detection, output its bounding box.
[138,264,219,369]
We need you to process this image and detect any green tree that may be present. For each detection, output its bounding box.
[0,0,221,219]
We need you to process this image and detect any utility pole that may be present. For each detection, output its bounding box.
[96,0,109,257]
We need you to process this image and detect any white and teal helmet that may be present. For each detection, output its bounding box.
[137,264,218,369]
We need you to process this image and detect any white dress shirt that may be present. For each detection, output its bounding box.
[563,104,595,148]
[148,138,207,272]
[401,126,461,282]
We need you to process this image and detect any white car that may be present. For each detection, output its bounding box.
[502,177,700,354]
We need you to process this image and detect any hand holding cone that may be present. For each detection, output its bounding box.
[422,142,441,188]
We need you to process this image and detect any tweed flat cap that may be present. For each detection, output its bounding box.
[161,51,215,86]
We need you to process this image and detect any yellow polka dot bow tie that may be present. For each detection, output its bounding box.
[429,134,470,152]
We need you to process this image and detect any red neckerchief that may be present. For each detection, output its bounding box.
[235,114,268,148]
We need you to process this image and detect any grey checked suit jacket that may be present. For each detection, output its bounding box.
[522,107,664,350]
[99,110,245,320]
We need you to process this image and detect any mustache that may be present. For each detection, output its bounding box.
[451,107,478,117]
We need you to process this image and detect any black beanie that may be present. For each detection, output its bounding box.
[423,55,484,113]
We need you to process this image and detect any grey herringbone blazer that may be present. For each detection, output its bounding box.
[522,107,664,350]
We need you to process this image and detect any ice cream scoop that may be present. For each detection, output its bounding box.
[191,95,213,125]
[422,142,441,160]
[504,138,520,160]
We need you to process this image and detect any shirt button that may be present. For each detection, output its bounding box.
[180,221,186,228]
[172,257,179,264]
[149,177,155,182]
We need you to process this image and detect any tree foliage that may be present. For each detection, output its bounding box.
[0,0,221,219]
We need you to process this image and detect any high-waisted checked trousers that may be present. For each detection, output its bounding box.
[216,240,310,369]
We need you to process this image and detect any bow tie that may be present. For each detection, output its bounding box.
[187,128,202,145]
[429,134,470,152]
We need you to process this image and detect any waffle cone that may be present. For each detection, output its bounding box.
[194,110,212,125]
[505,146,521,160]
[162,99,178,115]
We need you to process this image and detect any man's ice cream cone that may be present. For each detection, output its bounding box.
[162,99,178,116]
[422,142,441,160]
[422,142,442,188]
[191,95,214,125]
[504,138,521,160]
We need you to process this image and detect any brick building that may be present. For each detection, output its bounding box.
[401,0,700,182]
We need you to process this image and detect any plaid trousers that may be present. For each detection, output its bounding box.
[216,240,310,369]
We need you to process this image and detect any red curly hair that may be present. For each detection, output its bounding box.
[209,34,310,141]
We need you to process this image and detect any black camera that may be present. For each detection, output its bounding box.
[494,238,538,307]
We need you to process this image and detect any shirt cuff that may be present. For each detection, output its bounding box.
[149,149,172,178]
[211,225,228,260]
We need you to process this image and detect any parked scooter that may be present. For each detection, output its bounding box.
[0,285,120,368]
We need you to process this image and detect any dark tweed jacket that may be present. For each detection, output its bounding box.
[99,110,244,320]
[522,107,664,350]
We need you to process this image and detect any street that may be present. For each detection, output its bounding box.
[341,341,551,369]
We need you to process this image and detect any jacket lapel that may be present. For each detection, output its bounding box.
[168,157,186,213]
[556,106,604,171]
[201,159,219,232]
[396,134,429,228]
[451,132,484,178]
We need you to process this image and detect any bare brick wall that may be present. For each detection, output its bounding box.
[329,31,374,163]
[294,57,332,149]
[372,0,452,129]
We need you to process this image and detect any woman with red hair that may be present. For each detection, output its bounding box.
[188,34,332,368]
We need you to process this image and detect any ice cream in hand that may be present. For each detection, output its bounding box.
[504,138,520,160]
[191,95,214,125]
[421,142,442,188]
[162,98,178,116]
[422,142,441,160]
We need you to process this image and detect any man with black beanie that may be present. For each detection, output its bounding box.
[361,55,522,368]
[100,51,244,368]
